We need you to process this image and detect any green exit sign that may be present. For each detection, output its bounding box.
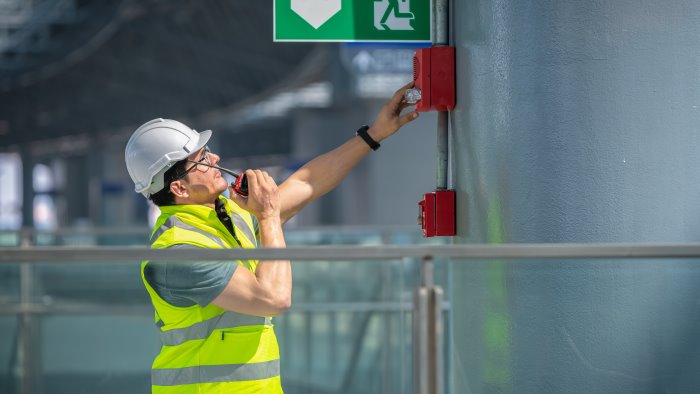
[274,0,431,42]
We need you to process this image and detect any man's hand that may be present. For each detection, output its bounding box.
[275,81,420,223]
[230,169,280,221]
[217,169,291,317]
[368,82,420,142]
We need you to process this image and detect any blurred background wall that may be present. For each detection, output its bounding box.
[0,0,436,231]
[0,1,440,393]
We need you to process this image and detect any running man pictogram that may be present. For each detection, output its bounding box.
[374,0,415,31]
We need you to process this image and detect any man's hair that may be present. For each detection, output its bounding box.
[148,159,189,206]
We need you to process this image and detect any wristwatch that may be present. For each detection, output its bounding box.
[356,125,380,151]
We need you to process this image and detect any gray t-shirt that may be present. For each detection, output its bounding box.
[145,215,259,307]
[144,245,238,307]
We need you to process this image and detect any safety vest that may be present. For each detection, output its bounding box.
[141,196,283,394]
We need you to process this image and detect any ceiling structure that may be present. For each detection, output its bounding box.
[0,0,320,149]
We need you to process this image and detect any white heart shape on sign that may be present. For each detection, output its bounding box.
[291,0,342,29]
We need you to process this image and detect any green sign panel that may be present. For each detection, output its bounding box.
[274,0,431,42]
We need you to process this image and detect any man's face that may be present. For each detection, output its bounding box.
[174,146,228,204]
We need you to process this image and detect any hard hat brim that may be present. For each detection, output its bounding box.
[192,129,212,155]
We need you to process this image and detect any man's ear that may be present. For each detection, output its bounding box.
[169,180,189,198]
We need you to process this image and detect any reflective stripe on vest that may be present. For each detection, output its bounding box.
[159,312,272,346]
[152,210,256,247]
[152,359,280,386]
[151,216,227,247]
[228,210,256,245]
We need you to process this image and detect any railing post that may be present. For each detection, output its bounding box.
[19,230,34,394]
[413,256,444,394]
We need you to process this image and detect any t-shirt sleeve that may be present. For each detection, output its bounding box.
[144,244,238,307]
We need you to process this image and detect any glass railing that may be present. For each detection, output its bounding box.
[0,226,448,394]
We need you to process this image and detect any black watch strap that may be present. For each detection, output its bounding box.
[356,125,380,151]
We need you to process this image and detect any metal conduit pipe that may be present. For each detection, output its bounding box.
[433,0,450,190]
[415,4,451,393]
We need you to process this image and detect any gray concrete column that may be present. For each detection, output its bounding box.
[450,0,700,393]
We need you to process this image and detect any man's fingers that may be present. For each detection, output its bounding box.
[398,111,419,127]
[253,170,266,185]
[247,169,278,192]
[254,170,276,188]
[389,81,415,106]
[229,186,248,206]
[245,169,258,191]
[399,101,415,111]
[262,171,276,185]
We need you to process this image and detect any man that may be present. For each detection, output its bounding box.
[124,83,418,393]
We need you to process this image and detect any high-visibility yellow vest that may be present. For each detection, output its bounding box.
[141,197,283,394]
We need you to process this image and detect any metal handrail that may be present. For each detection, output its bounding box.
[1,224,420,236]
[5,243,700,394]
[2,243,700,263]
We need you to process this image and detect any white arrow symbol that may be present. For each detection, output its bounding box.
[291,0,342,29]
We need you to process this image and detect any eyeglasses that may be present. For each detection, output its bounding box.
[173,146,212,180]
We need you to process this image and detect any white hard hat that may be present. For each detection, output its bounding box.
[125,118,212,197]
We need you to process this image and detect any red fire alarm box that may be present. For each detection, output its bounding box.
[418,190,456,237]
[413,46,455,112]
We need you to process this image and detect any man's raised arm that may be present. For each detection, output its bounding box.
[278,82,420,223]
